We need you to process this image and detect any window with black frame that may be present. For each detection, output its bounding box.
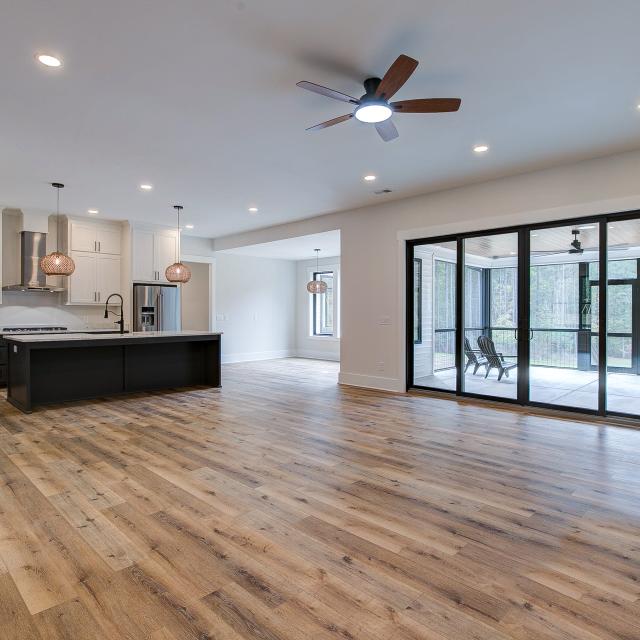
[312,271,334,336]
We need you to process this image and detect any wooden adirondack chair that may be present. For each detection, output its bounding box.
[464,337,488,375]
[477,335,517,381]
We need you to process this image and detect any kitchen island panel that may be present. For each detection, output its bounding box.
[31,346,124,406]
[5,332,221,413]
[124,339,220,391]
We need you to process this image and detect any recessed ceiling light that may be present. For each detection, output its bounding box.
[36,53,62,68]
[87,209,99,215]
[363,175,376,182]
[510,251,517,255]
[139,184,153,191]
[248,207,258,213]
[473,144,489,153]
[185,224,194,229]
[531,233,538,237]
[578,225,595,230]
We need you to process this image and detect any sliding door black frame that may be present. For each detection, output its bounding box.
[406,208,640,421]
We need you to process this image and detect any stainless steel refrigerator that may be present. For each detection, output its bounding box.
[133,284,181,332]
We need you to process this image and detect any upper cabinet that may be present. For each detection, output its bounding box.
[132,227,178,283]
[70,221,121,255]
[65,218,124,305]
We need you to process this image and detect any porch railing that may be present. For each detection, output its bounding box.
[433,327,633,371]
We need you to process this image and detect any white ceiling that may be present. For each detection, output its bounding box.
[2,0,640,239]
[220,230,340,260]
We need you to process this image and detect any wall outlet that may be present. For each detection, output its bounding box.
[376,361,385,372]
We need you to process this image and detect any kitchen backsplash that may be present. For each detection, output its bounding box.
[0,292,126,329]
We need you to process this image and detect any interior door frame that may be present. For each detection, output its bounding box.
[406,207,640,421]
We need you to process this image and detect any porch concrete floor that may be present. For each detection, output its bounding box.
[414,366,640,413]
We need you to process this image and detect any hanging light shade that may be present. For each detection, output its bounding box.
[40,182,75,276]
[165,204,192,283]
[306,249,327,294]
[40,251,76,276]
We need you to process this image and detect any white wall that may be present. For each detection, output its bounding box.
[182,235,214,257]
[214,253,296,363]
[213,148,640,391]
[295,256,340,361]
[182,261,211,330]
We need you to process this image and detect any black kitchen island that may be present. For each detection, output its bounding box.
[5,331,221,413]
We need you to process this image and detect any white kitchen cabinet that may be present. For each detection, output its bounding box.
[132,228,178,283]
[70,221,121,255]
[132,229,155,281]
[70,222,97,252]
[68,251,121,304]
[68,252,97,304]
[96,227,121,255]
[155,234,177,280]
[96,254,121,300]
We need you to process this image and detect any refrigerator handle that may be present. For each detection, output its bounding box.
[156,293,162,332]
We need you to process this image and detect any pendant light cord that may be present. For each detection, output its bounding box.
[174,205,183,263]
[56,186,60,253]
[52,182,63,254]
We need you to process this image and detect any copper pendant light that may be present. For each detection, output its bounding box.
[39,182,75,276]
[306,249,327,294]
[165,205,191,283]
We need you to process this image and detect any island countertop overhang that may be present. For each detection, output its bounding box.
[4,330,223,349]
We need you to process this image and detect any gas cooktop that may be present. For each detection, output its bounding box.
[2,326,68,333]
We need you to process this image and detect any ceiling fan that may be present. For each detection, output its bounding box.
[297,54,461,142]
[532,228,630,257]
[531,229,586,256]
[568,229,584,254]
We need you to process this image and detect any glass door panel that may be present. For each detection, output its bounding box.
[462,233,518,399]
[529,224,599,410]
[412,241,457,391]
[606,220,640,415]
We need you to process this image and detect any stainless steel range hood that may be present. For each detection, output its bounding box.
[2,231,62,292]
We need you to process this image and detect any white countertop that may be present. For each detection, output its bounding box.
[4,331,222,343]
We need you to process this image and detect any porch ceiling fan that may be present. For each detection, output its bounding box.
[531,229,630,257]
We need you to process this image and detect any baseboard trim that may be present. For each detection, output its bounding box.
[222,349,294,364]
[295,349,340,362]
[338,371,405,393]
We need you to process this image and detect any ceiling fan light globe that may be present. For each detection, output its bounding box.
[354,103,392,123]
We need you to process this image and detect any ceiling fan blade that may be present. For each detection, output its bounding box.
[375,54,418,100]
[297,81,359,104]
[531,250,565,256]
[375,119,399,142]
[392,98,461,113]
[306,113,353,131]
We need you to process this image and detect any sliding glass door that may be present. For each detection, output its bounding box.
[528,224,599,411]
[408,211,640,419]
[462,233,519,400]
[411,241,457,390]
[606,219,640,416]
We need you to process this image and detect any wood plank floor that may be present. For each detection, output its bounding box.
[1,358,639,639]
